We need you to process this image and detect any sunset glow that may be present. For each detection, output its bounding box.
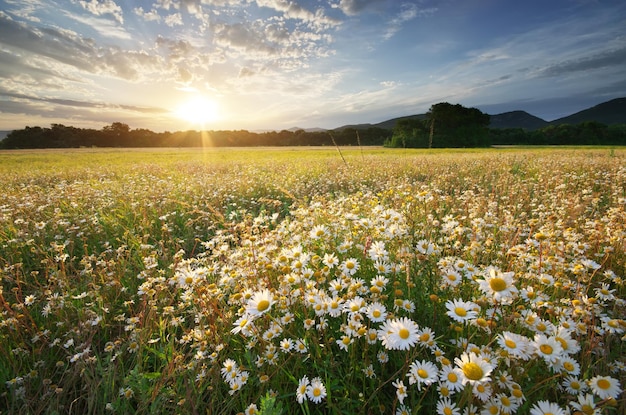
[174,96,221,127]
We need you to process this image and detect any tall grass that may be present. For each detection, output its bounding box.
[0,147,624,414]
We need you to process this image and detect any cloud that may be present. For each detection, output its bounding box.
[335,0,385,16]
[383,3,436,40]
[133,7,161,22]
[536,46,626,78]
[78,0,124,24]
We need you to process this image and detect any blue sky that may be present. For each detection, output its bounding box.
[0,0,624,132]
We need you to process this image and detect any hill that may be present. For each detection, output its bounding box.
[550,97,626,126]
[488,111,549,131]
[332,97,625,131]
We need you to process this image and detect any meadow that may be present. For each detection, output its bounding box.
[0,146,624,415]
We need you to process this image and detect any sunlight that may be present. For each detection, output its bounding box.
[174,96,220,126]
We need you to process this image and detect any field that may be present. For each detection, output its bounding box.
[1,146,625,415]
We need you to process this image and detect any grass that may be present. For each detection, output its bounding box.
[0,146,625,415]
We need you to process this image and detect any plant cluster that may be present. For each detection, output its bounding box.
[0,148,624,414]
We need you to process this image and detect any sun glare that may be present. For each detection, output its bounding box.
[174,96,220,126]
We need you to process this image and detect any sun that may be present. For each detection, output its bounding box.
[174,96,220,126]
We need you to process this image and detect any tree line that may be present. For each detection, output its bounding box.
[2,103,625,149]
[0,122,391,149]
[384,102,626,148]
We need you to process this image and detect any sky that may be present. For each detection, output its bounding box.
[0,0,625,132]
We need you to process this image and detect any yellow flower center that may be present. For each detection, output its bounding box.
[398,328,410,340]
[444,408,453,415]
[597,378,610,390]
[489,406,498,415]
[462,362,484,381]
[372,310,381,318]
[257,300,270,312]
[420,333,430,342]
[563,361,574,371]
[455,307,467,317]
[504,339,517,349]
[539,344,553,355]
[313,388,321,397]
[582,404,594,415]
[342,336,351,345]
[489,277,507,292]
[417,369,428,379]
[447,372,458,382]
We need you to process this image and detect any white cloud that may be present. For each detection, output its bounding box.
[133,7,161,22]
[78,0,124,24]
[164,13,184,27]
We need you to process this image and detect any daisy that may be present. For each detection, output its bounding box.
[532,333,563,365]
[561,375,588,395]
[231,315,254,336]
[378,317,420,350]
[407,359,439,390]
[306,377,326,404]
[477,266,518,303]
[392,379,407,403]
[396,404,411,415]
[437,397,460,415]
[340,257,359,276]
[439,365,464,393]
[445,299,479,323]
[366,302,388,323]
[588,375,621,400]
[556,356,580,376]
[569,393,599,415]
[417,326,436,349]
[529,400,566,415]
[471,381,492,402]
[441,268,463,288]
[245,289,275,317]
[496,331,531,360]
[454,352,494,386]
[296,375,309,404]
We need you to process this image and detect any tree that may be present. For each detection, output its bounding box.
[385,118,429,148]
[427,103,490,147]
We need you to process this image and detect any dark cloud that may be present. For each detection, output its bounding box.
[538,46,626,77]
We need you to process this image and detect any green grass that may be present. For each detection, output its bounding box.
[0,146,625,414]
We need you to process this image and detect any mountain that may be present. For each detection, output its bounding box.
[489,111,549,131]
[549,97,626,126]
[332,97,625,131]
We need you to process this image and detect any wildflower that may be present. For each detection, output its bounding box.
[441,269,463,288]
[417,326,436,348]
[245,403,258,415]
[337,335,352,351]
[445,299,478,323]
[529,400,566,415]
[392,379,407,403]
[377,350,389,364]
[366,302,387,322]
[279,338,293,353]
[396,404,411,415]
[556,356,581,376]
[378,317,420,350]
[245,289,274,317]
[454,352,494,385]
[532,333,563,364]
[24,295,36,306]
[437,397,460,415]
[407,359,439,390]
[561,375,588,395]
[340,258,359,276]
[306,377,326,404]
[496,331,531,360]
[588,375,621,400]
[362,364,376,379]
[296,376,309,404]
[439,365,464,393]
[477,266,518,303]
[119,387,134,399]
[294,339,308,353]
[310,224,329,239]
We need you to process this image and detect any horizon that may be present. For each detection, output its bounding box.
[1,1,625,132]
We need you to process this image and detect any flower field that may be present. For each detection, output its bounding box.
[1,147,625,415]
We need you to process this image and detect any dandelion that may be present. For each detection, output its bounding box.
[378,317,420,350]
[588,375,621,400]
[306,377,326,404]
[245,289,274,317]
[529,400,566,415]
[454,352,494,385]
[445,299,478,323]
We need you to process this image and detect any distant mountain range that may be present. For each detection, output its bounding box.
[324,97,626,132]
